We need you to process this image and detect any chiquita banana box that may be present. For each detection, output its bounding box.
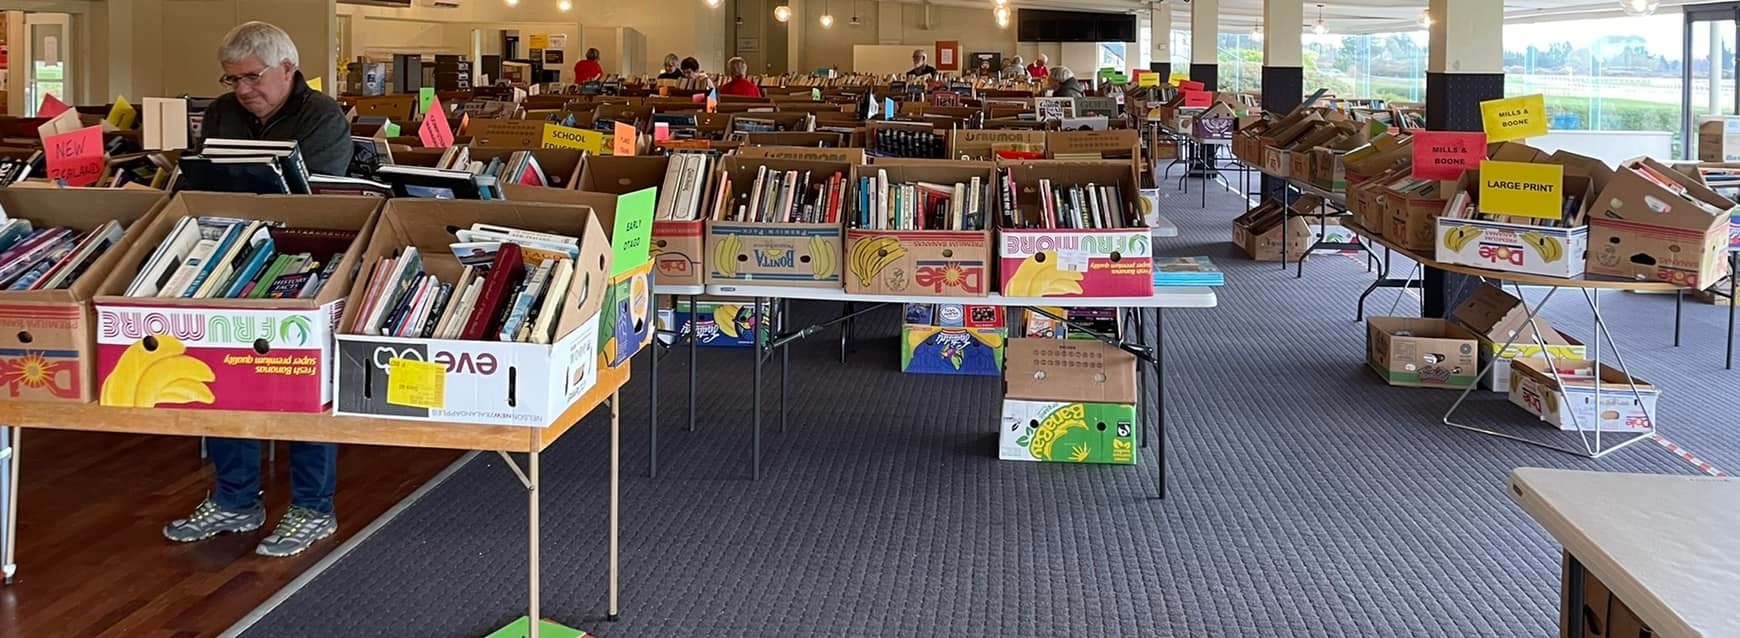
[1435,218,1588,278]
[999,229,1153,298]
[95,303,341,412]
[999,400,1138,464]
[706,222,843,288]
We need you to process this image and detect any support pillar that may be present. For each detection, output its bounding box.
[1150,3,1172,78]
[1190,0,1218,89]
[1424,0,1504,317]
[1260,0,1304,202]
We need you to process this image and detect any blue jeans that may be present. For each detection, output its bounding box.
[206,438,337,514]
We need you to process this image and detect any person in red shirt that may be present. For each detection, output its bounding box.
[717,56,762,98]
[573,48,604,83]
[1027,54,1051,80]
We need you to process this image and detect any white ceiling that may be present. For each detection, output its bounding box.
[952,0,1709,34]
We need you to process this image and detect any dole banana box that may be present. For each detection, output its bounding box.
[573,155,705,287]
[1451,285,1587,391]
[999,400,1138,464]
[999,161,1153,298]
[0,188,167,403]
[333,199,614,427]
[1435,169,1594,278]
[1588,157,1735,289]
[845,160,995,297]
[706,156,851,288]
[93,193,381,412]
[1508,358,1660,433]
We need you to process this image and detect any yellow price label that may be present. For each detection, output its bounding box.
[1479,94,1549,143]
[386,358,446,410]
[1479,160,1564,220]
[542,124,606,154]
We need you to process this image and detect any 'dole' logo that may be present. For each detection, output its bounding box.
[1478,243,1526,266]
[913,262,985,293]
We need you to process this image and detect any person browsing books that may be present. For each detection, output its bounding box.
[162,21,351,558]
[574,48,605,83]
[680,57,716,91]
[1049,66,1085,98]
[907,49,938,77]
[718,57,762,98]
[197,21,352,177]
[657,53,684,80]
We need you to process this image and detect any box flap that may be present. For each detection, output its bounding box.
[1004,338,1138,404]
[1451,285,1566,344]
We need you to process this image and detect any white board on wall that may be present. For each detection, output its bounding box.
[853,45,917,75]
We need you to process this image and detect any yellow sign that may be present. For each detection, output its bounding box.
[386,358,445,409]
[308,76,324,92]
[107,96,137,130]
[542,124,607,154]
[1479,94,1549,143]
[1138,73,1160,88]
[1168,73,1189,85]
[1479,160,1564,219]
[529,34,550,50]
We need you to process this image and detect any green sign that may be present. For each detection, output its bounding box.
[382,121,401,137]
[611,187,656,276]
[418,87,436,114]
[484,616,588,638]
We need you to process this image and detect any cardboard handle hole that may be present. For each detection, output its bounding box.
[1093,372,1106,383]
[942,248,954,258]
[253,339,271,355]
[142,335,160,352]
[800,255,812,264]
[507,366,518,407]
[656,239,668,248]
[617,177,633,187]
[1643,195,1670,213]
[737,254,748,262]
[1109,251,1122,262]
[1034,252,1048,264]
[1028,419,1040,429]
[15,331,31,344]
[1095,421,1107,431]
[877,248,888,258]
[1629,253,1658,267]
[1032,371,1046,381]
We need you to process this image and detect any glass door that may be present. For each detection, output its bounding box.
[1683,3,1740,159]
[21,12,70,116]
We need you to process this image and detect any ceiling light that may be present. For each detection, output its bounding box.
[820,13,833,27]
[1252,19,1262,41]
[993,0,1006,5]
[850,15,860,25]
[774,4,792,22]
[557,0,571,10]
[1313,4,1327,35]
[705,0,722,7]
[1619,0,1658,16]
[1418,9,1432,28]
[995,6,1010,28]
[504,0,518,5]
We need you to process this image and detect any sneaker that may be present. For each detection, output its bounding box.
[254,506,337,558]
[163,498,265,543]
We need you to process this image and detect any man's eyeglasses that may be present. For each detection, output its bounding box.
[219,68,272,88]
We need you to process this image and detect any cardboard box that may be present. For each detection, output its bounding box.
[1044,130,1139,160]
[950,129,1046,161]
[1510,358,1659,432]
[93,193,381,412]
[1384,180,1447,253]
[1232,199,1310,262]
[901,324,1003,376]
[999,160,1154,298]
[1588,158,1735,288]
[1453,285,1588,390]
[1349,167,1405,235]
[1434,169,1593,277]
[655,298,763,348]
[1481,334,1586,392]
[1365,317,1479,389]
[844,160,995,296]
[1191,103,1238,141]
[998,400,1137,464]
[1004,337,1139,404]
[0,189,168,403]
[598,262,654,368]
[572,155,706,287]
[737,146,867,165]
[706,157,851,288]
[1697,116,1740,162]
[1309,135,1368,192]
[468,146,585,189]
[1561,552,1655,638]
[333,198,615,426]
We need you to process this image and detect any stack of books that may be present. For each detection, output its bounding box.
[654,153,713,221]
[107,152,176,189]
[1437,182,1585,228]
[0,153,40,188]
[854,169,986,231]
[716,166,847,224]
[351,224,579,343]
[376,164,498,200]
[1152,256,1224,287]
[870,122,945,159]
[176,138,312,195]
[123,217,353,299]
[0,220,127,291]
[1011,177,1134,230]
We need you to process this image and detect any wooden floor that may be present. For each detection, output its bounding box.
[0,428,460,638]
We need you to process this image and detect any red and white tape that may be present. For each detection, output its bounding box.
[1651,434,1728,478]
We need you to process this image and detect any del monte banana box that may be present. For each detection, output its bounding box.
[706,156,850,289]
[93,193,381,412]
[999,400,1137,464]
[999,161,1153,298]
[845,160,995,297]
[333,198,615,426]
[0,188,167,403]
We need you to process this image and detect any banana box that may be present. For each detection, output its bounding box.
[901,325,1003,376]
[0,188,168,403]
[1508,358,1660,433]
[844,160,996,296]
[598,261,654,368]
[1366,317,1479,389]
[999,161,1153,298]
[998,400,1137,464]
[950,129,1046,161]
[655,299,763,348]
[1436,218,1589,278]
[706,157,851,288]
[1588,158,1735,289]
[1383,180,1447,253]
[333,198,614,426]
[1004,338,1139,404]
[652,221,705,287]
[92,193,382,412]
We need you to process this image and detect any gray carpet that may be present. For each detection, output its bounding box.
[238,182,1738,637]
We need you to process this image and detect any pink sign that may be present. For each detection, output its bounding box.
[38,93,69,118]
[1178,80,1205,92]
[418,98,454,148]
[1182,90,1211,108]
[44,125,103,187]
[1411,131,1487,181]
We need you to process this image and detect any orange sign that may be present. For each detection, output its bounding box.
[613,121,637,156]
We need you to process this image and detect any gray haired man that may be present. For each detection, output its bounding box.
[162,21,351,558]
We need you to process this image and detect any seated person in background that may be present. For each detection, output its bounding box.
[681,57,716,91]
[907,49,938,77]
[1028,54,1051,79]
[717,57,763,98]
[1049,66,1085,98]
[657,53,683,80]
[574,48,605,83]
[1002,56,1027,80]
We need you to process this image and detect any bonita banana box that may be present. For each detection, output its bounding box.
[92,193,381,412]
[333,198,615,426]
[0,188,167,403]
[705,157,852,289]
[999,400,1138,464]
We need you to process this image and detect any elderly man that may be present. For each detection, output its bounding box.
[1027,54,1051,79]
[907,49,938,77]
[162,21,351,558]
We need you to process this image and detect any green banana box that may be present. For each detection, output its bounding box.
[999,400,1138,464]
[1435,218,1588,278]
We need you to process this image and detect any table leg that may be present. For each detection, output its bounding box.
[688,295,698,432]
[1280,186,1293,271]
[1729,253,1737,370]
[751,297,764,481]
[1674,290,1683,348]
[608,389,620,622]
[780,299,789,434]
[839,302,852,364]
[527,426,541,637]
[1132,310,1149,450]
[1154,308,1167,500]
[2,427,16,584]
[649,294,660,479]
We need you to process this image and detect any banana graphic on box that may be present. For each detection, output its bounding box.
[100,335,216,408]
[1006,251,1085,297]
[809,236,836,279]
[713,234,742,278]
[848,236,907,287]
[1442,226,1484,252]
[1519,231,1564,263]
[714,304,744,338]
